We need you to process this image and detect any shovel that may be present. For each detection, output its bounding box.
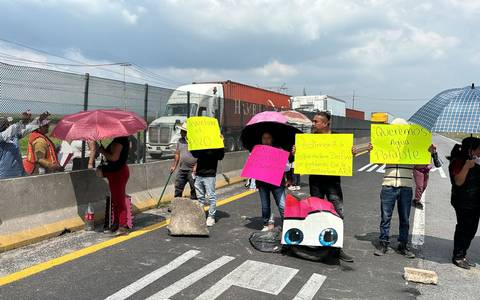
[156,171,174,208]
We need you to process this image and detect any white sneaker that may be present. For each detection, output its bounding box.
[288,186,296,191]
[206,217,215,227]
[295,186,301,191]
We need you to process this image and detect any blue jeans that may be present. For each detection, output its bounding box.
[379,186,413,244]
[195,176,216,218]
[258,186,285,226]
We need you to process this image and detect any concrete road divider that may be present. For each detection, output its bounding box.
[0,151,248,253]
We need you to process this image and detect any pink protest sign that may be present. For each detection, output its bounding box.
[241,145,290,186]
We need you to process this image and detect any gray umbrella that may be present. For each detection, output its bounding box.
[409,84,480,133]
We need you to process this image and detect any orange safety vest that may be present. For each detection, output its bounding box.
[23,131,59,175]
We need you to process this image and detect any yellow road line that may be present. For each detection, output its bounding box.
[0,189,256,287]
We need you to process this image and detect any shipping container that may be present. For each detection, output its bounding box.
[291,95,346,117]
[220,81,291,108]
[346,108,365,120]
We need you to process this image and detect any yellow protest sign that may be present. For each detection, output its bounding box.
[294,134,354,176]
[370,124,432,164]
[187,117,224,151]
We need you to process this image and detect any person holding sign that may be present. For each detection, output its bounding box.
[293,111,364,263]
[188,116,225,227]
[191,147,225,227]
[447,137,480,269]
[373,118,436,258]
[254,132,290,231]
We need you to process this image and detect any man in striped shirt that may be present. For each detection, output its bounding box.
[374,118,436,258]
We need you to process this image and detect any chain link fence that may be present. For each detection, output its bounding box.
[0,62,179,170]
[0,62,173,120]
[0,62,257,175]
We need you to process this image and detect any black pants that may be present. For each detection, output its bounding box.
[174,169,197,199]
[291,169,300,186]
[453,205,480,259]
[309,175,344,219]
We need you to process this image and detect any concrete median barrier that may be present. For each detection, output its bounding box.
[0,151,249,253]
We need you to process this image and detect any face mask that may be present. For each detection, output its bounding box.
[473,155,480,165]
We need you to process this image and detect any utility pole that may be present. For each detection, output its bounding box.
[352,90,355,109]
[121,63,132,110]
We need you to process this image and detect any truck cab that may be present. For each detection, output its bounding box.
[146,83,223,159]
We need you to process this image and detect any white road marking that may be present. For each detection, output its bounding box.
[431,167,447,178]
[376,164,386,173]
[366,164,379,172]
[146,256,235,300]
[195,260,299,300]
[411,190,426,249]
[105,250,200,300]
[357,163,373,172]
[293,273,327,300]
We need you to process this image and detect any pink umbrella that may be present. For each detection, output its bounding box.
[51,109,147,141]
[246,111,288,126]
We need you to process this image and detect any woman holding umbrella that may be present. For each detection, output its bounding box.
[256,131,289,231]
[241,111,300,231]
[52,109,147,236]
[96,137,130,235]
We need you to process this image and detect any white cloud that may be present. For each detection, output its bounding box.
[343,25,460,66]
[253,60,298,78]
[121,8,138,24]
[151,60,298,86]
[18,0,142,25]
[159,0,382,42]
[448,0,480,13]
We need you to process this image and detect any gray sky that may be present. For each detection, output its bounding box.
[0,0,479,118]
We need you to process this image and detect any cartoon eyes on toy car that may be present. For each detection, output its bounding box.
[319,228,338,247]
[284,228,304,245]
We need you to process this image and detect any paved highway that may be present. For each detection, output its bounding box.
[0,135,478,299]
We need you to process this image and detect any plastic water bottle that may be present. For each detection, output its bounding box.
[85,202,95,231]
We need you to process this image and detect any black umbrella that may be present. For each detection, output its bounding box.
[240,112,302,152]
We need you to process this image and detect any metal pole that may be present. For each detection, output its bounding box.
[81,73,90,164]
[120,63,132,111]
[143,84,148,163]
[187,91,191,118]
[216,96,220,120]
